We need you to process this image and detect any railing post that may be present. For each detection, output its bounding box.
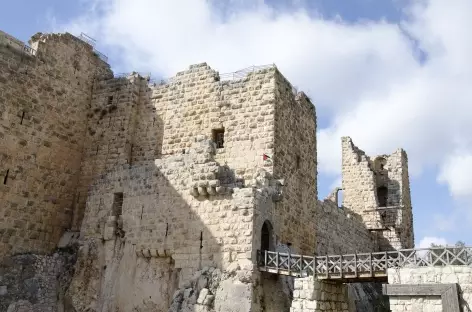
[300,254,304,274]
[288,252,291,275]
[313,256,317,277]
[369,253,373,277]
[325,256,329,279]
[384,251,388,273]
[340,255,343,278]
[276,251,279,274]
[354,254,358,278]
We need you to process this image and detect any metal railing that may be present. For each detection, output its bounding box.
[111,64,300,95]
[218,64,274,81]
[79,33,97,47]
[0,31,37,56]
[257,247,472,280]
[77,32,108,62]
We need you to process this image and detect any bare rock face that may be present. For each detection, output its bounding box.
[0,246,78,312]
[169,263,255,312]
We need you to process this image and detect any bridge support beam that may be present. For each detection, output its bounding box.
[291,277,349,312]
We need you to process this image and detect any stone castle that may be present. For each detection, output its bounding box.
[1,30,469,312]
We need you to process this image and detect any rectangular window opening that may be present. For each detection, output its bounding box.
[200,231,203,249]
[20,111,25,125]
[107,96,113,105]
[212,128,225,149]
[128,144,133,165]
[112,192,124,217]
[3,169,9,185]
[296,155,301,169]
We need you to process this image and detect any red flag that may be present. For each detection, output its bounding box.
[263,154,271,160]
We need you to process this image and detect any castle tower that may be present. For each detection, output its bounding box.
[66,62,318,312]
[341,137,414,250]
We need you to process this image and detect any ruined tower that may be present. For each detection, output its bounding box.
[341,137,414,250]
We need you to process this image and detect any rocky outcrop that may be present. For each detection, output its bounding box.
[0,246,78,312]
[169,261,254,312]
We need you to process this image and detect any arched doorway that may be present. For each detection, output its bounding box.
[261,221,274,252]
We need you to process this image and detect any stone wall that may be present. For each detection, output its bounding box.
[387,266,472,312]
[341,137,414,250]
[272,72,317,255]
[291,277,349,312]
[315,198,376,255]
[0,31,112,257]
[315,198,389,312]
[68,62,321,311]
[69,138,262,310]
[72,74,149,230]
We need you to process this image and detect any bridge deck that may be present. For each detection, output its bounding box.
[257,247,472,282]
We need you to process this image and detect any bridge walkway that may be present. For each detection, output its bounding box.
[257,247,472,283]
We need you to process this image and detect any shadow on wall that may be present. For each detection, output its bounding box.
[65,135,260,312]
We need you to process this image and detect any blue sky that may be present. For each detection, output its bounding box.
[2,0,471,248]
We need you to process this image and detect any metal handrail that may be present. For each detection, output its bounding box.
[79,32,97,47]
[111,64,300,95]
[77,32,108,62]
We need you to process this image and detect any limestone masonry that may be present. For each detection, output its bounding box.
[2,30,465,312]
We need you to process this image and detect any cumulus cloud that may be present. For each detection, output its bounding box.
[58,0,472,202]
[418,236,448,249]
[438,151,472,198]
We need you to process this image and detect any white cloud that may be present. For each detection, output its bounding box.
[438,152,472,198]
[58,0,472,202]
[418,236,448,249]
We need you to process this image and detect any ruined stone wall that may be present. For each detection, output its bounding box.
[0,31,112,257]
[341,137,414,250]
[272,72,317,255]
[387,266,472,312]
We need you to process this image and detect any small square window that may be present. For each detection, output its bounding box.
[212,128,225,149]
